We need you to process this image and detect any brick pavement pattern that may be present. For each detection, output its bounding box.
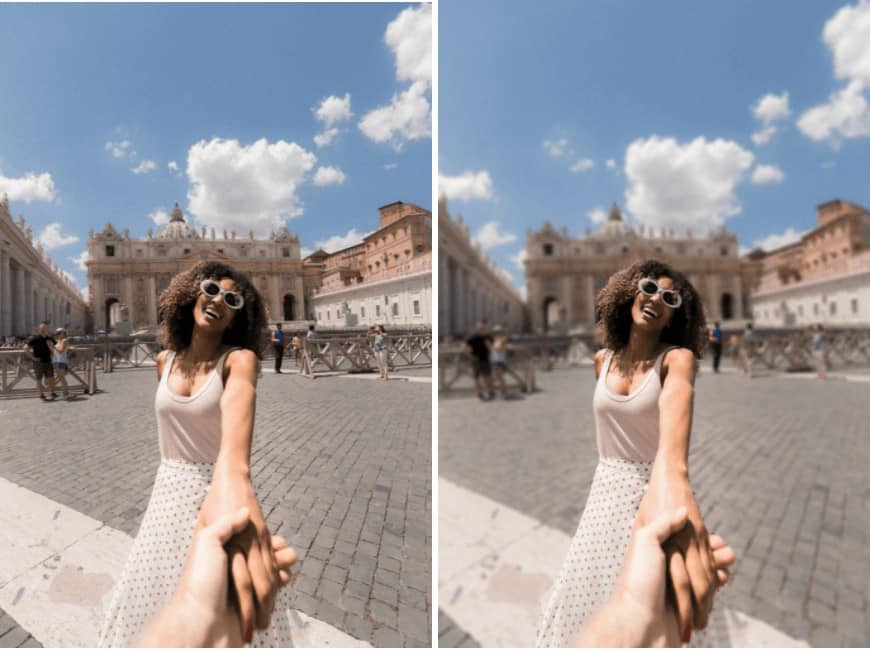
[0,369,431,647]
[440,366,870,647]
[0,612,41,648]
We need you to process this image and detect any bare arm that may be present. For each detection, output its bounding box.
[216,349,258,477]
[155,350,169,382]
[593,348,607,379]
[655,348,696,475]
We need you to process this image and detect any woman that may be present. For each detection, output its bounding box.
[52,328,71,400]
[537,260,718,647]
[99,261,292,647]
[373,324,389,380]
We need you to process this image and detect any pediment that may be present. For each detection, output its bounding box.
[181,247,235,261]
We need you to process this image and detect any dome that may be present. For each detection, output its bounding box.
[156,203,200,240]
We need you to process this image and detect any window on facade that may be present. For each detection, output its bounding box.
[392,303,399,316]
[830,302,837,315]
[282,247,290,257]
[106,278,117,293]
[184,248,190,255]
[240,248,247,257]
[105,245,115,257]
[217,249,224,254]
[813,303,819,315]
[416,245,424,253]
[376,305,381,317]
[159,277,169,291]
[361,306,366,318]
[798,305,804,316]
[543,243,554,256]
[720,246,728,256]
[504,301,509,313]
[413,300,420,315]
[136,249,143,257]
[317,312,321,321]
[283,277,293,289]
[852,298,858,314]
[327,311,331,320]
[259,250,265,257]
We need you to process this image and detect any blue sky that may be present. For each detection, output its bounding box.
[439,0,870,294]
[0,2,432,297]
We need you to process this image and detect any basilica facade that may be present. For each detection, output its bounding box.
[524,204,750,332]
[88,203,305,333]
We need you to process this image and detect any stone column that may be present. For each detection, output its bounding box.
[23,270,33,333]
[92,274,105,331]
[15,266,25,334]
[561,274,574,327]
[147,276,158,325]
[0,250,7,335]
[585,274,596,326]
[439,253,449,336]
[732,273,744,320]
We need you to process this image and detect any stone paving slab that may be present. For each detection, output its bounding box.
[0,368,431,647]
[439,367,870,647]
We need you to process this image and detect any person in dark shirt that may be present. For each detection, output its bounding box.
[24,321,57,401]
[707,322,722,373]
[466,321,494,400]
[270,323,285,373]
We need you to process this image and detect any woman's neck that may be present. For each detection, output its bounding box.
[185,328,224,362]
[623,327,661,364]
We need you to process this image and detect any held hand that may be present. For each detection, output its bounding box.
[636,472,717,632]
[199,471,279,641]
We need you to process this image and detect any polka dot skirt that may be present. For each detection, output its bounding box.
[98,458,294,647]
[536,457,652,648]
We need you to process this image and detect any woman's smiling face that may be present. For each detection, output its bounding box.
[630,275,677,333]
[193,277,237,333]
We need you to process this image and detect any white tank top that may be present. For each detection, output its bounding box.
[592,346,678,463]
[155,348,237,464]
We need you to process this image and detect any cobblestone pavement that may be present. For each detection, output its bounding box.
[0,368,431,647]
[440,365,870,647]
[438,611,479,648]
[0,612,40,648]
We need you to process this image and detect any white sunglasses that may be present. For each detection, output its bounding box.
[200,279,245,310]
[637,277,682,309]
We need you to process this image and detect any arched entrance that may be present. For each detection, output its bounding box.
[542,296,561,332]
[104,298,120,331]
[283,294,296,321]
[721,293,734,320]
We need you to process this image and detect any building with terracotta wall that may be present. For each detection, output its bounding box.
[750,200,870,327]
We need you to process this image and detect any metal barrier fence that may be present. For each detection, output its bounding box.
[438,345,536,393]
[0,348,98,398]
[298,333,432,378]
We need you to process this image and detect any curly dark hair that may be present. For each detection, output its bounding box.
[596,259,707,358]
[158,261,268,358]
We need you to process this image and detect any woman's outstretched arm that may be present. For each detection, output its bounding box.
[635,347,717,633]
[198,348,279,642]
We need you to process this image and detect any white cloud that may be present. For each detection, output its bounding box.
[752,227,806,252]
[313,166,346,186]
[132,160,157,174]
[70,250,90,272]
[168,161,179,173]
[359,5,431,149]
[385,4,432,85]
[796,80,870,142]
[300,246,314,258]
[821,160,836,168]
[587,207,608,224]
[570,158,595,173]
[314,93,353,126]
[624,135,754,231]
[751,124,778,146]
[149,208,170,226]
[543,138,571,158]
[474,221,517,249]
[606,159,617,169]
[105,140,131,158]
[314,228,370,253]
[186,137,317,236]
[79,285,89,302]
[313,128,339,148]
[58,269,76,285]
[738,245,751,257]
[753,92,791,123]
[359,81,431,150]
[0,169,57,202]
[439,170,494,201]
[384,163,398,170]
[823,0,870,84]
[37,223,79,250]
[509,247,528,271]
[751,164,785,185]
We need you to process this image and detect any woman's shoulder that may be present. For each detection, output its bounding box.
[593,348,610,377]
[660,346,697,380]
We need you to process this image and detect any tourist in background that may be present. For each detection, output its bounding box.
[708,321,722,373]
[373,324,389,380]
[52,328,71,401]
[24,322,57,401]
[99,261,292,646]
[465,321,494,400]
[270,322,285,374]
[811,323,827,380]
[740,322,755,378]
[538,260,720,647]
[291,331,302,369]
[490,326,509,398]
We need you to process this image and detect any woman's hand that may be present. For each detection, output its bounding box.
[636,468,717,633]
[198,468,279,641]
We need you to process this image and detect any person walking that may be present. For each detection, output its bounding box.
[466,321,494,400]
[490,326,509,398]
[538,260,720,647]
[291,331,302,369]
[708,321,722,373]
[740,322,755,378]
[373,324,389,380]
[99,261,292,647]
[270,322,285,373]
[811,323,827,380]
[52,328,72,400]
[24,322,57,401]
